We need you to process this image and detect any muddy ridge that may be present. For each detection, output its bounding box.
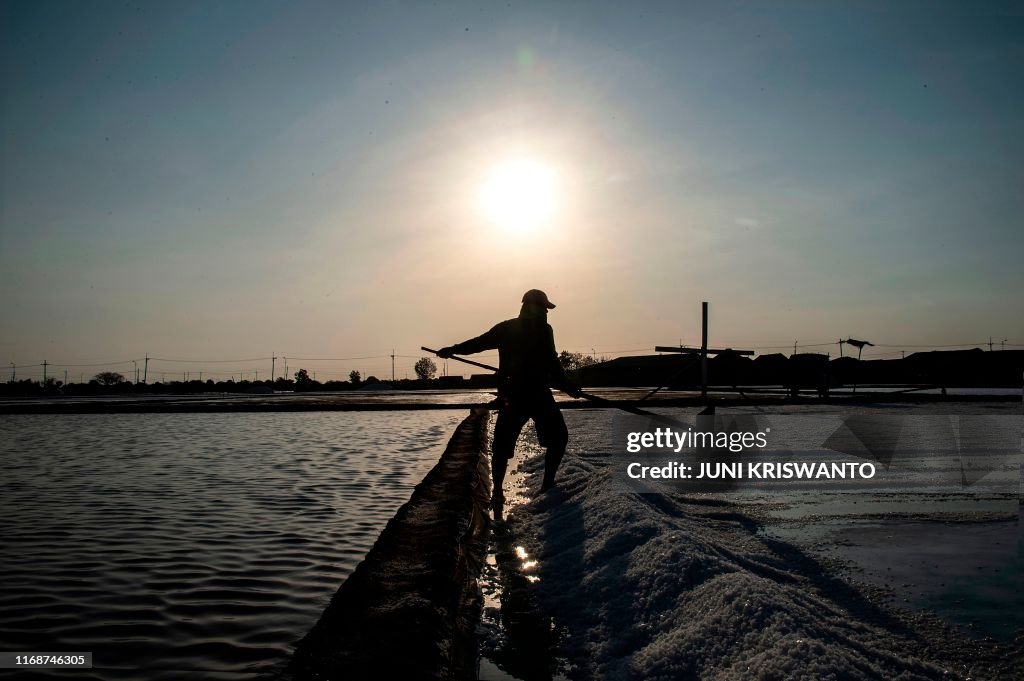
[285,407,492,681]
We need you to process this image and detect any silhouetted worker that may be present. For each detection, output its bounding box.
[438,289,581,514]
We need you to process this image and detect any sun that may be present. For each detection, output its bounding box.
[478,158,558,232]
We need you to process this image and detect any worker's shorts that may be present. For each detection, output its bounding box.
[492,388,568,462]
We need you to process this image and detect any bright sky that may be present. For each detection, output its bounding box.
[2,1,1022,381]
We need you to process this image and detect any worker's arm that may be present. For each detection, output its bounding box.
[548,325,582,397]
[438,323,503,358]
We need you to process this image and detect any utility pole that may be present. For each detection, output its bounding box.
[391,349,395,382]
[199,371,203,382]
[701,303,709,398]
[43,360,47,384]
[9,363,14,382]
[793,341,798,356]
[64,369,68,385]
[271,353,276,382]
[143,354,148,383]
[283,357,288,381]
[838,338,844,358]
[255,370,258,382]
[902,350,905,359]
[988,337,994,352]
[132,360,138,384]
[1001,339,1007,351]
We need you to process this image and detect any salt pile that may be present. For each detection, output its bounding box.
[506,453,971,680]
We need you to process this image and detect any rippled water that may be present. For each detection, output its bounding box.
[0,411,465,680]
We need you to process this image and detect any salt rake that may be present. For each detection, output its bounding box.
[420,346,685,420]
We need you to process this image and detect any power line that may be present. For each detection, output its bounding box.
[741,342,836,350]
[148,356,271,363]
[870,342,987,348]
[8,339,1021,377]
[43,360,137,368]
[566,346,653,355]
[284,355,389,361]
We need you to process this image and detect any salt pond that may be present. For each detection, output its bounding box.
[0,411,464,680]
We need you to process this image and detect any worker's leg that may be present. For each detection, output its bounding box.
[491,406,530,502]
[533,391,569,492]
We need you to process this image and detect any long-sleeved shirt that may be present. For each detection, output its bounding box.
[450,315,572,395]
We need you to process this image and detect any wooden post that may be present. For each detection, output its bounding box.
[701,301,708,399]
[655,303,752,398]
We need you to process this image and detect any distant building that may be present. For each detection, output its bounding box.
[467,373,498,389]
[434,375,466,389]
[578,355,691,387]
[454,349,1024,390]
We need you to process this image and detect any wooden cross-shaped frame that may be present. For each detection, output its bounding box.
[655,302,754,398]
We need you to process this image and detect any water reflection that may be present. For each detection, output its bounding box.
[479,526,567,681]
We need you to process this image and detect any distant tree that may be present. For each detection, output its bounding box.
[559,351,600,371]
[349,370,362,385]
[94,371,125,386]
[294,368,310,383]
[414,357,437,381]
[364,375,379,384]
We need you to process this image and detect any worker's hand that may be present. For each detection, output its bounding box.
[436,346,455,359]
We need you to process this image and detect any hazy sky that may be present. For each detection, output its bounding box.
[3,1,1022,381]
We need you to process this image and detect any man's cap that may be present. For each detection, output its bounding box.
[522,289,556,309]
